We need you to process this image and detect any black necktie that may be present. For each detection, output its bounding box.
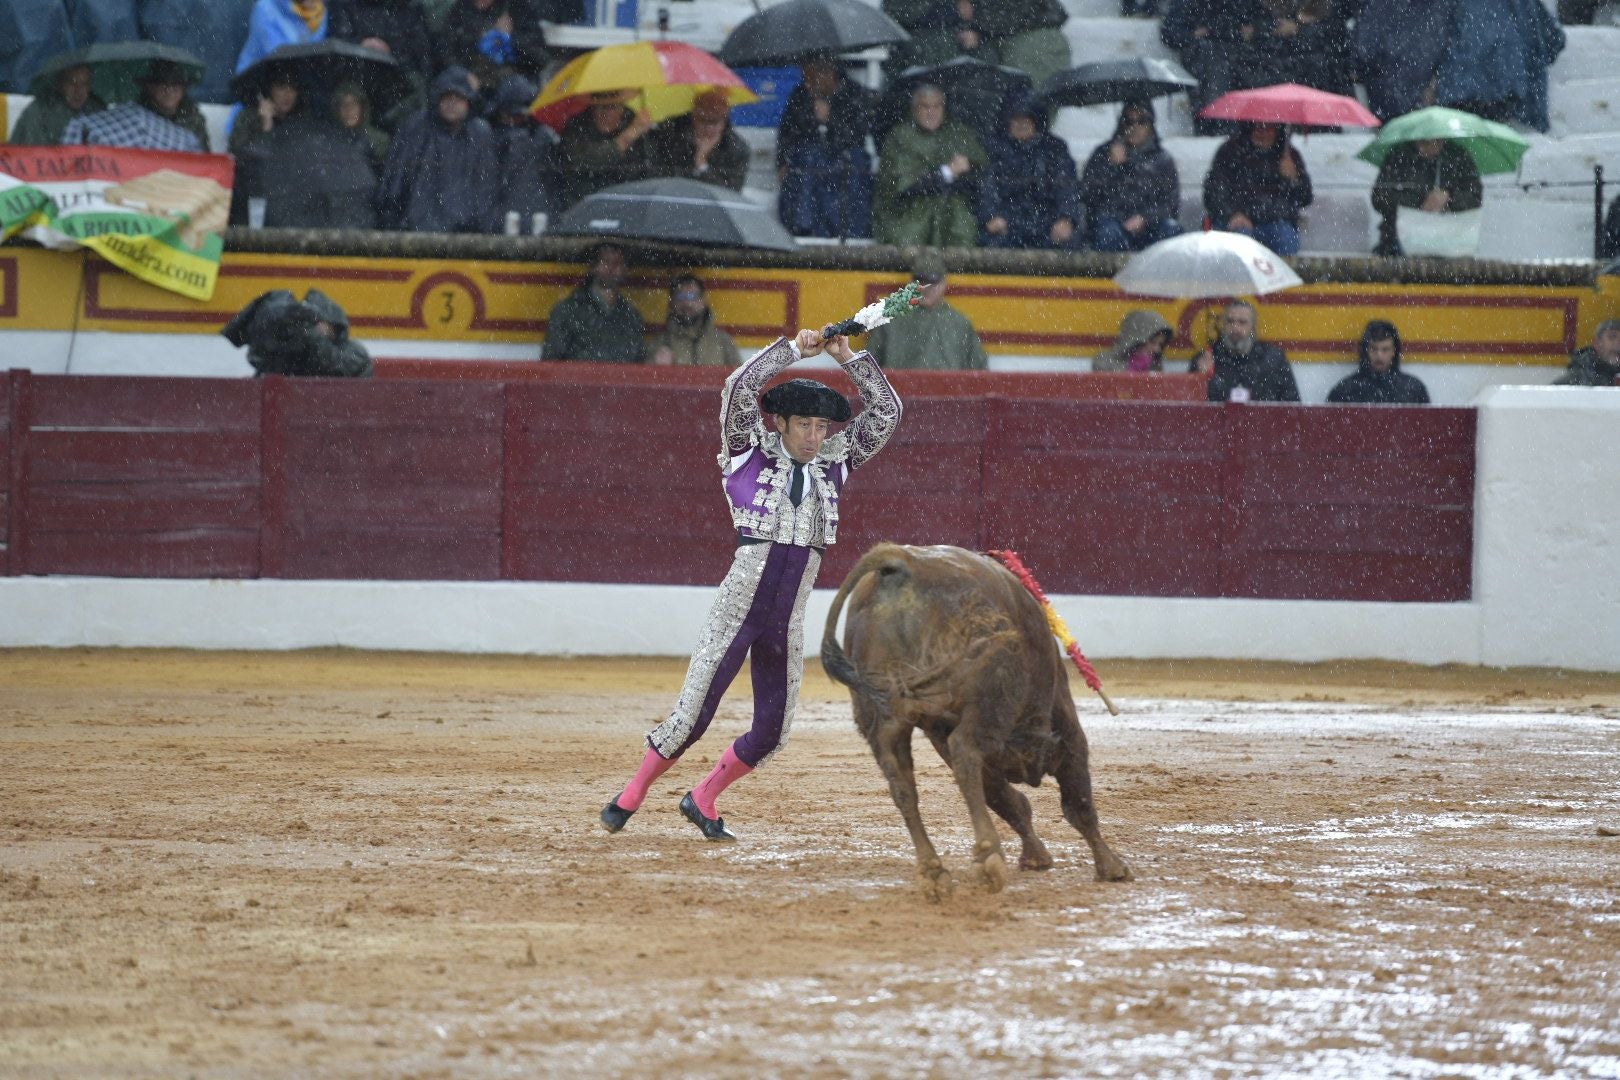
[789,464,805,507]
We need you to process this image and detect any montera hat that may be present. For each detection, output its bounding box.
[761,378,851,422]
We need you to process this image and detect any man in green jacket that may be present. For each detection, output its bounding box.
[10,63,104,146]
[867,255,988,370]
[1370,138,1483,257]
[645,274,741,366]
[542,242,648,363]
[875,84,988,248]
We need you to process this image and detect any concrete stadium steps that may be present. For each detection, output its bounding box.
[1548,76,1620,136]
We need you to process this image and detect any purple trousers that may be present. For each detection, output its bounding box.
[646,541,821,768]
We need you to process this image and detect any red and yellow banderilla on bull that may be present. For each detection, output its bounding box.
[987,549,1119,716]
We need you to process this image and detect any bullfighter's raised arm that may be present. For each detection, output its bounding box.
[824,347,902,474]
[719,336,801,460]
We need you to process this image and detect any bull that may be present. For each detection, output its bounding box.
[820,543,1133,897]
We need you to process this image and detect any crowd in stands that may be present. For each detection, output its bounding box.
[2,0,1585,257]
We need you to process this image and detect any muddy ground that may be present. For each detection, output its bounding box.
[2,650,1618,1078]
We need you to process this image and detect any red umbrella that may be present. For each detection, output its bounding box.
[1200,83,1380,128]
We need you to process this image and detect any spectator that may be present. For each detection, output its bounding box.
[645,275,741,366]
[1327,320,1430,403]
[644,88,749,191]
[867,255,989,370]
[978,97,1080,250]
[1203,122,1312,256]
[486,75,556,231]
[883,0,998,77]
[9,63,104,146]
[541,242,647,363]
[1553,319,1620,386]
[874,84,987,248]
[332,82,391,173]
[1191,300,1299,402]
[555,90,652,209]
[1258,0,1354,98]
[975,0,1071,90]
[775,53,874,239]
[62,60,209,152]
[1370,138,1483,257]
[375,65,499,232]
[222,288,374,377]
[139,0,258,104]
[1351,0,1452,122]
[327,0,438,84]
[1093,309,1174,373]
[236,0,330,81]
[1081,99,1182,252]
[1436,0,1564,132]
[228,72,303,158]
[1160,0,1272,135]
[443,0,548,86]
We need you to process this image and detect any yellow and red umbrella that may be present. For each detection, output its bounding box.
[531,40,757,133]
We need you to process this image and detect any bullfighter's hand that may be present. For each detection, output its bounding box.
[795,328,826,356]
[827,335,855,364]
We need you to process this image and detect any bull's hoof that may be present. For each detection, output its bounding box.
[976,852,1007,893]
[1094,850,1134,882]
[1019,841,1053,871]
[917,862,954,902]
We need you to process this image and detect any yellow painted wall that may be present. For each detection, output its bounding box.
[3,246,1616,367]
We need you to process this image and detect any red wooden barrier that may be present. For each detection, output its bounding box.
[1,370,1476,601]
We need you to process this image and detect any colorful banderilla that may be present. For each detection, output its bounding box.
[986,549,1119,716]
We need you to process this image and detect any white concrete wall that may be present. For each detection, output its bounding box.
[2,386,1615,670]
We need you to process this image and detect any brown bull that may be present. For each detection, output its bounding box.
[821,543,1133,897]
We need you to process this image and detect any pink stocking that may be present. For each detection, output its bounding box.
[618,747,678,812]
[691,743,754,818]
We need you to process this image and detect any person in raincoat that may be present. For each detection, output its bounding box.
[234,79,380,229]
[137,0,258,103]
[1081,98,1182,252]
[62,59,209,151]
[644,87,750,192]
[867,255,988,370]
[974,0,1071,90]
[374,65,499,232]
[1202,121,1312,256]
[1435,0,1564,132]
[235,0,329,81]
[443,0,548,86]
[1369,138,1483,257]
[1553,319,1620,387]
[228,70,303,158]
[1326,320,1430,404]
[645,275,741,367]
[1093,309,1174,373]
[332,81,391,173]
[10,63,105,145]
[485,75,555,232]
[775,53,874,239]
[874,84,987,248]
[555,90,653,210]
[222,288,374,378]
[1350,0,1453,122]
[978,96,1080,250]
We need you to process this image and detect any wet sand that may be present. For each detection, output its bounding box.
[2,650,1618,1077]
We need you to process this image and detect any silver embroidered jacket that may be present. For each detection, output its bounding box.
[718,336,902,547]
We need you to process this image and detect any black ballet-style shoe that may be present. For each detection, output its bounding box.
[600,799,634,833]
[679,792,737,842]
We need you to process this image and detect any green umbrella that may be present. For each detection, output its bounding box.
[1356,106,1531,175]
[28,42,205,106]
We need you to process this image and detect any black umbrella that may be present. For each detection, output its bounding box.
[1038,58,1198,110]
[229,40,415,116]
[718,0,910,68]
[29,41,205,104]
[887,55,1033,143]
[551,178,798,252]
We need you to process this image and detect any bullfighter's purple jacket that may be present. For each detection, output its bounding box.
[718,336,902,548]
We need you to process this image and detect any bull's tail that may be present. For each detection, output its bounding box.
[819,545,909,703]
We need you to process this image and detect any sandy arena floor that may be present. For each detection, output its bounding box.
[2,649,1619,1078]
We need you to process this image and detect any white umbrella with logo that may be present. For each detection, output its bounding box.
[1113,230,1302,299]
